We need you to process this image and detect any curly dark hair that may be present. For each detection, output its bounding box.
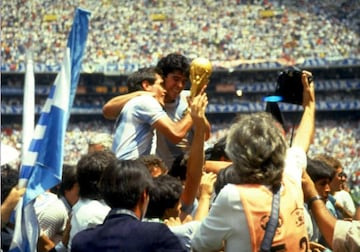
[156,53,190,78]
[139,154,168,175]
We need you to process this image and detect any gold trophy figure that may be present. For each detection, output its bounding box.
[189,57,212,98]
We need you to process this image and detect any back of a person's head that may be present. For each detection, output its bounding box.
[225,112,286,187]
[145,174,183,219]
[1,165,19,203]
[127,67,161,93]
[50,163,77,195]
[76,150,117,200]
[156,53,190,78]
[169,153,188,181]
[214,164,240,196]
[205,135,229,161]
[100,159,154,210]
[306,157,335,182]
[314,154,342,171]
[59,164,77,196]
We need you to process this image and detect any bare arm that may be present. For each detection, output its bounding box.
[203,117,211,141]
[180,93,208,220]
[193,172,217,221]
[188,85,211,141]
[151,108,210,145]
[355,206,360,221]
[335,201,354,219]
[1,187,25,228]
[291,71,316,153]
[153,112,193,144]
[203,160,232,174]
[302,171,336,247]
[102,91,151,120]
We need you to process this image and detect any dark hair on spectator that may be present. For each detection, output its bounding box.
[127,66,162,93]
[77,150,117,200]
[50,164,77,195]
[139,154,168,175]
[205,135,229,161]
[145,174,183,219]
[1,165,19,203]
[100,159,154,210]
[59,164,77,196]
[156,53,190,78]
[168,153,188,181]
[214,164,240,196]
[314,154,343,171]
[306,157,335,182]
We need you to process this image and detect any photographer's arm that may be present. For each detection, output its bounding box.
[291,71,315,153]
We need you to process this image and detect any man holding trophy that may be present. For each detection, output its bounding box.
[103,53,212,169]
[155,54,212,169]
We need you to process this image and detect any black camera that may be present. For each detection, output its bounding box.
[265,66,312,105]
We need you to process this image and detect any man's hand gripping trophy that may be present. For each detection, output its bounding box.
[189,57,212,99]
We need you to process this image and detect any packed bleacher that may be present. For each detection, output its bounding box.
[1,0,360,73]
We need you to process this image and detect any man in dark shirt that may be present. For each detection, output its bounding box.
[71,159,186,252]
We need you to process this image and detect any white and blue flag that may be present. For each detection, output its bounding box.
[9,8,90,252]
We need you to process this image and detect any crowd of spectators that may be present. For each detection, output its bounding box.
[1,118,359,177]
[2,0,360,71]
[207,119,360,173]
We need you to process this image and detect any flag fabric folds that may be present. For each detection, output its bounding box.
[9,8,90,252]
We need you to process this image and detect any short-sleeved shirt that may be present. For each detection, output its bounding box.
[34,192,69,243]
[112,95,167,159]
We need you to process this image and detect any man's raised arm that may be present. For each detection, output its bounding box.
[291,71,316,153]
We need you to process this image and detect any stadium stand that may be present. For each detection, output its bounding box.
[1,0,360,72]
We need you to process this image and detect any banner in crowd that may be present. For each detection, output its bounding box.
[9,8,90,252]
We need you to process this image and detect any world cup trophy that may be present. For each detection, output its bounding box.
[189,57,212,98]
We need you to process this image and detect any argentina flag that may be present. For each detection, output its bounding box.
[9,8,90,252]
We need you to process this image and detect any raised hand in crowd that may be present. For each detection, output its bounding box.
[1,186,26,228]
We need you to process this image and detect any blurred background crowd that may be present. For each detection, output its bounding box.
[2,118,359,183]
